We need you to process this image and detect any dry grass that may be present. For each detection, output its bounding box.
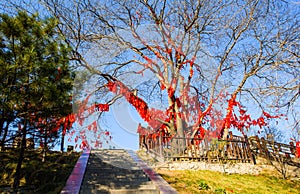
[0,149,80,193]
[158,169,300,194]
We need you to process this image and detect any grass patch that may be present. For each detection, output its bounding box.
[0,149,80,193]
[158,169,300,194]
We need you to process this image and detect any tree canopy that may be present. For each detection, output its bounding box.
[42,0,299,145]
[0,11,74,146]
[0,11,74,190]
[1,0,299,148]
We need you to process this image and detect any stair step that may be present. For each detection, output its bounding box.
[80,149,163,194]
[84,172,147,176]
[84,181,151,185]
[85,168,143,172]
[84,177,149,181]
[110,189,160,194]
[84,179,151,186]
[82,184,157,191]
[86,172,147,179]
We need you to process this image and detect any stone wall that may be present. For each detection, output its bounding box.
[166,161,299,179]
[168,161,271,175]
[137,150,300,180]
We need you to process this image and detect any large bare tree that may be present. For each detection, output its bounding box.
[3,0,299,145]
[42,0,299,141]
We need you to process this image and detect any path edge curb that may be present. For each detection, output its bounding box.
[60,149,91,194]
[127,150,178,194]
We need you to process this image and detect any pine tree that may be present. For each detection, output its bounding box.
[0,12,74,191]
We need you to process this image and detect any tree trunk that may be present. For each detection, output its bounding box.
[173,77,187,155]
[42,132,48,162]
[61,132,65,152]
[13,119,27,192]
[0,118,4,137]
[176,76,186,138]
[1,121,10,149]
[222,128,229,140]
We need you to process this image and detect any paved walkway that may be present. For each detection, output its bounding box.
[62,149,177,194]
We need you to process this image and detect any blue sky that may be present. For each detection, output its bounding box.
[2,0,298,151]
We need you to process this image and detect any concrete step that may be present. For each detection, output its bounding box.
[83,175,149,180]
[85,168,144,173]
[110,188,160,194]
[80,149,161,194]
[81,183,159,194]
[83,179,150,185]
[82,182,157,189]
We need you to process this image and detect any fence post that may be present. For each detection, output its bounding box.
[138,134,141,149]
[226,132,233,158]
[244,135,256,164]
[159,133,163,159]
[254,135,262,155]
[260,137,271,161]
[229,132,238,158]
[289,141,295,156]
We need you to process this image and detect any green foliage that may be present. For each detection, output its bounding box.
[214,188,226,194]
[0,11,74,191]
[198,180,210,190]
[1,11,73,112]
[0,11,74,144]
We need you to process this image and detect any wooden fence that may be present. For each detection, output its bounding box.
[0,138,34,150]
[140,132,299,165]
[248,136,299,166]
[140,132,254,163]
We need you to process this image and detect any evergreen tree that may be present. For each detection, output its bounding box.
[0,12,74,191]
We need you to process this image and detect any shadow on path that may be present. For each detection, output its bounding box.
[80,149,159,194]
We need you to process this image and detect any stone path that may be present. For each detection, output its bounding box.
[76,149,177,194]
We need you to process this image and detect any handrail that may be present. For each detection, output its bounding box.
[60,149,91,194]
